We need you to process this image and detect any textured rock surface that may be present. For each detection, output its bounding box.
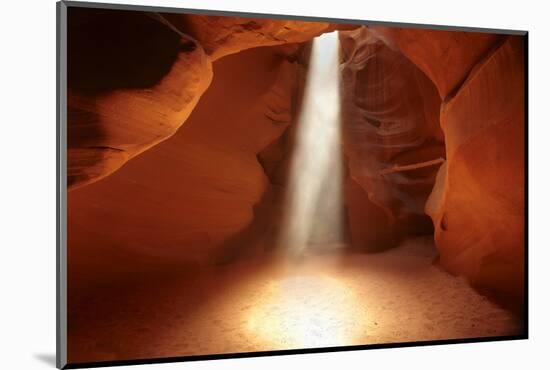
[369,27,503,99]
[67,8,213,189]
[344,177,398,251]
[162,13,347,60]
[354,27,526,300]
[67,9,344,190]
[339,27,445,250]
[66,9,526,304]
[68,45,303,280]
[425,36,525,300]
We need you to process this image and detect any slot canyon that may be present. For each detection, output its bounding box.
[66,7,526,364]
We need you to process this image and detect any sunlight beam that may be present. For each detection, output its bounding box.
[278,31,343,257]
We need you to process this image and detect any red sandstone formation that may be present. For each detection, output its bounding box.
[68,45,304,280]
[67,8,213,189]
[162,13,341,61]
[369,27,503,99]
[341,27,525,300]
[66,10,526,302]
[67,9,346,190]
[339,27,445,251]
[425,36,525,300]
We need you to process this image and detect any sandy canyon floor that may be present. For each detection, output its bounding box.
[68,237,523,364]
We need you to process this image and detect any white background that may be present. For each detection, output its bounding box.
[1,0,547,369]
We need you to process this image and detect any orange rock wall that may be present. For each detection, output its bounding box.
[68,45,304,281]
[66,8,526,299]
[67,8,213,189]
[425,36,525,299]
[372,28,525,298]
[369,27,503,99]
[343,27,525,298]
[66,8,342,190]
[339,27,445,251]
[162,13,337,61]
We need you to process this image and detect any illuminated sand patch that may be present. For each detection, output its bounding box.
[67,238,523,362]
[246,275,362,348]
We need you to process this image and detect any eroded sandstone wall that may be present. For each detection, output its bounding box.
[67,8,213,189]
[160,13,340,61]
[339,27,445,251]
[67,8,343,189]
[365,28,525,299]
[68,44,305,282]
[66,9,526,300]
[425,36,525,300]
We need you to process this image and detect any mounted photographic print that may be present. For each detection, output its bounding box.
[56,1,528,368]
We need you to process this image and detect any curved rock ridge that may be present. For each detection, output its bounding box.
[67,44,212,189]
[357,25,526,300]
[368,26,503,100]
[339,27,445,250]
[68,45,305,276]
[425,36,525,300]
[67,8,213,189]
[161,13,351,61]
[67,9,351,190]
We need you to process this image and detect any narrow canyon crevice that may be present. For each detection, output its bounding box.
[66,8,526,364]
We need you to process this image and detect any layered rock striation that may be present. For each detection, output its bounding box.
[362,26,525,299]
[339,27,445,251]
[67,8,345,189]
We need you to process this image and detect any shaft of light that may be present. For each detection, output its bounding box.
[279,32,343,256]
